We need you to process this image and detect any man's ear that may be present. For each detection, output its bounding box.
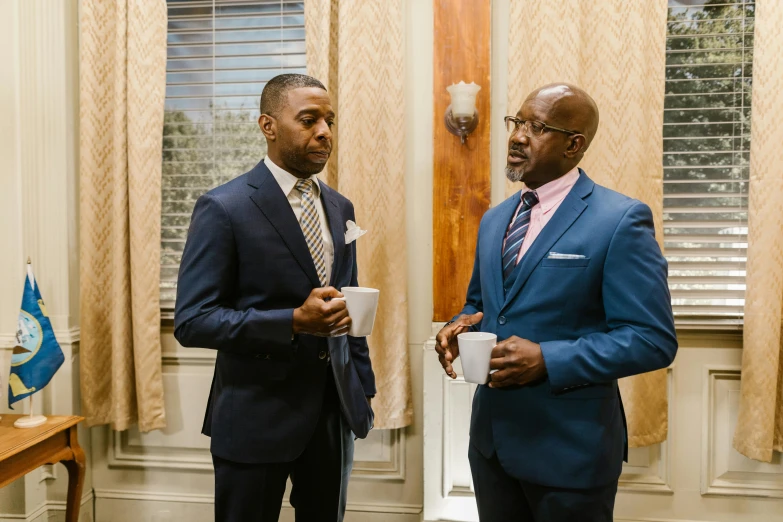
[258,114,276,142]
[564,134,587,159]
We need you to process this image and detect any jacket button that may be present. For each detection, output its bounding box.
[498,316,507,325]
[318,350,328,360]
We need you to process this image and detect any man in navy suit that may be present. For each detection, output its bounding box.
[435,84,677,521]
[174,74,375,522]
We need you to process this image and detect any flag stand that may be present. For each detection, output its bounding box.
[14,392,47,428]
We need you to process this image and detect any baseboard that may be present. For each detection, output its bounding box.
[615,518,717,522]
[93,489,422,515]
[0,491,93,521]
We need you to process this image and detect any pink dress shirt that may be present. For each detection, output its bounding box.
[508,167,580,264]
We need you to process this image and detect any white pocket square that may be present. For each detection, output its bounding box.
[345,220,367,244]
[547,252,586,259]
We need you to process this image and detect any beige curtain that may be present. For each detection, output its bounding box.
[508,0,669,447]
[305,0,412,428]
[79,0,168,432]
[733,0,783,463]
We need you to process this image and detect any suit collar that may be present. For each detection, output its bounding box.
[319,182,346,285]
[500,169,594,311]
[247,161,322,287]
[489,196,523,308]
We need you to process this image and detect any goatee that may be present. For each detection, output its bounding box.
[505,166,524,183]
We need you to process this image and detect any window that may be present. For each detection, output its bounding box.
[161,0,307,309]
[664,0,754,327]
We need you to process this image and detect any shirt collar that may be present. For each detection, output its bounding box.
[522,167,580,214]
[264,156,321,198]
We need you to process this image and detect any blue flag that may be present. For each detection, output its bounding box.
[8,266,64,407]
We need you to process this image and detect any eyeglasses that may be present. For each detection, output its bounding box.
[504,116,580,137]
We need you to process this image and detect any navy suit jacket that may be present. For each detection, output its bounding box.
[461,170,677,489]
[174,160,376,464]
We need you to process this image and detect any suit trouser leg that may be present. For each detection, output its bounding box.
[290,368,355,522]
[212,454,291,522]
[468,443,618,522]
[521,477,618,522]
[212,369,354,522]
[468,443,535,522]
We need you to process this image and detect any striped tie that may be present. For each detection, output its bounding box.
[295,179,329,286]
[502,191,539,281]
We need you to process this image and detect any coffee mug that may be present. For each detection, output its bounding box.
[457,332,497,384]
[333,287,380,337]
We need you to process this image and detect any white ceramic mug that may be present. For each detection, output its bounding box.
[333,287,380,337]
[457,332,497,384]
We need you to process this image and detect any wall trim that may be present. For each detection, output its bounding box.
[109,426,406,482]
[619,366,674,495]
[93,489,422,514]
[701,365,783,498]
[0,491,93,521]
[615,519,718,522]
[352,428,407,481]
[161,352,216,366]
[109,429,213,471]
[0,326,80,348]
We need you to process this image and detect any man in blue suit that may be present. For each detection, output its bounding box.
[435,84,677,521]
[174,74,375,522]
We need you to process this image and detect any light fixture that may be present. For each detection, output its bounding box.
[445,81,481,145]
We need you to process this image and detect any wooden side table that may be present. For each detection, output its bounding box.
[0,415,86,522]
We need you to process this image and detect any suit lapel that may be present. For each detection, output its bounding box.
[247,161,321,287]
[320,182,346,286]
[490,194,522,308]
[501,171,594,311]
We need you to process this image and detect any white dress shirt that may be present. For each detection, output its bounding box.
[264,156,334,283]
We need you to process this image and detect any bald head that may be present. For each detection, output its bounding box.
[505,83,600,188]
[526,83,600,147]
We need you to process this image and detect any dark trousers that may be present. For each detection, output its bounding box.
[469,443,618,522]
[213,370,354,522]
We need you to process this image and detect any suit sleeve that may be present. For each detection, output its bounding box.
[539,202,678,391]
[174,193,295,352]
[346,203,377,397]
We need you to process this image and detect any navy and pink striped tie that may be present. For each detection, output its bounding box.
[502,191,539,281]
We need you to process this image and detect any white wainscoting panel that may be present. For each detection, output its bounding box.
[620,367,674,494]
[442,376,477,498]
[702,366,783,498]
[423,328,480,522]
[109,356,214,471]
[353,428,406,481]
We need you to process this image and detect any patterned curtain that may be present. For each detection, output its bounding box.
[79,0,168,432]
[305,0,412,428]
[507,0,669,447]
[733,0,783,463]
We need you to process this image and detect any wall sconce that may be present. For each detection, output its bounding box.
[445,81,481,145]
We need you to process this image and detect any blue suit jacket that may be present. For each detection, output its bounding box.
[461,170,677,489]
[174,160,376,464]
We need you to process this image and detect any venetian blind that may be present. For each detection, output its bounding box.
[664,0,754,327]
[161,0,306,308]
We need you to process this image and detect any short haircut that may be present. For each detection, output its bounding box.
[259,74,327,117]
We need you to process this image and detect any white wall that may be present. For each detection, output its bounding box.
[0,0,93,521]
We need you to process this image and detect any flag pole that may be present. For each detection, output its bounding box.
[13,257,48,429]
[14,392,46,428]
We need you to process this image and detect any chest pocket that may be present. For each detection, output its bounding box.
[540,257,590,268]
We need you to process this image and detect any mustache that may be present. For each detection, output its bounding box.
[508,144,526,155]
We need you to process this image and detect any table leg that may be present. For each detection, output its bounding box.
[63,426,86,522]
